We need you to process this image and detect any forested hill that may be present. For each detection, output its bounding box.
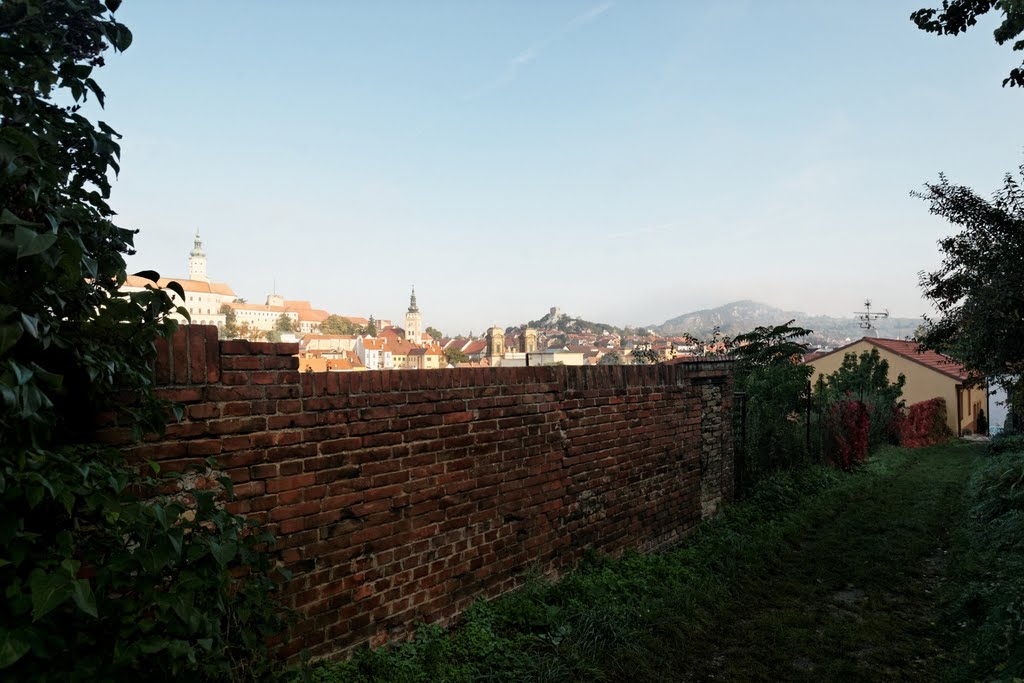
[650,300,921,345]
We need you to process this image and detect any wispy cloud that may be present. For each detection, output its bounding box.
[462,2,614,100]
[569,0,613,27]
[511,47,539,66]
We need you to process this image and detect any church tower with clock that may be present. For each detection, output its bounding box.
[405,286,423,344]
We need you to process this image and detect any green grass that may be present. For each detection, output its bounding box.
[298,442,1013,682]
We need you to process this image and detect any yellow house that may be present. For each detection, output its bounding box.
[803,337,988,436]
[407,344,444,370]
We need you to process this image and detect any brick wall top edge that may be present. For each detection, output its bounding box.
[293,362,731,394]
[220,339,300,356]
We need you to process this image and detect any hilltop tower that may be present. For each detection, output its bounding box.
[405,286,422,343]
[487,325,505,360]
[188,230,208,282]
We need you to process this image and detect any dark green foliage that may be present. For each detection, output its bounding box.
[597,352,621,365]
[813,349,906,454]
[944,450,1024,680]
[0,2,286,678]
[3,451,287,681]
[276,313,294,333]
[320,315,362,335]
[914,162,1024,431]
[977,407,988,435]
[630,343,660,365]
[730,321,814,478]
[0,0,175,445]
[990,432,1024,454]
[911,1,1024,87]
[425,326,442,341]
[443,348,468,366]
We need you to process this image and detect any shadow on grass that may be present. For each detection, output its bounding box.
[300,443,984,683]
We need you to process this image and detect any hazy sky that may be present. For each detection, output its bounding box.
[97,1,1022,335]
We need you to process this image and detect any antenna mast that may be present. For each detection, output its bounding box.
[855,299,889,337]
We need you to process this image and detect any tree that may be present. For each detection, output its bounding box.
[275,312,293,333]
[1,0,173,443]
[320,314,359,335]
[911,1,1024,87]
[813,349,907,452]
[425,326,443,341]
[0,2,284,678]
[914,162,1024,426]
[729,322,814,476]
[237,321,264,342]
[364,321,377,337]
[598,352,622,365]
[444,348,469,366]
[219,303,238,339]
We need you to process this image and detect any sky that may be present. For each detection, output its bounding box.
[94,1,1023,335]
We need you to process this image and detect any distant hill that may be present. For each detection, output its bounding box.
[524,308,625,336]
[650,300,921,346]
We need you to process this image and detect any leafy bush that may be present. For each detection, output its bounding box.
[991,433,1024,455]
[2,451,288,681]
[945,451,1024,680]
[896,398,953,448]
[729,322,814,481]
[824,399,870,470]
[1,2,286,679]
[811,349,906,466]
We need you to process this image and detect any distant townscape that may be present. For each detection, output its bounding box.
[122,234,924,372]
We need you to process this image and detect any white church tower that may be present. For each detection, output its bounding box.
[188,230,209,282]
[405,286,422,343]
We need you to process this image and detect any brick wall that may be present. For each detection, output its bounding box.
[102,326,735,659]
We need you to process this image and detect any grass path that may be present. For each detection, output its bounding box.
[307,443,989,683]
[669,442,980,682]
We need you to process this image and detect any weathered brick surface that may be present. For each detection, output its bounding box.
[118,326,734,660]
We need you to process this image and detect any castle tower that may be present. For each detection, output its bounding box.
[404,286,422,343]
[487,325,505,359]
[188,230,208,282]
[521,328,538,354]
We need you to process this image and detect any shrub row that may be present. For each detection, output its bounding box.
[897,398,953,449]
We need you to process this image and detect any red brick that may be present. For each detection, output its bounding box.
[204,326,221,383]
[222,355,262,371]
[266,473,317,493]
[171,329,189,384]
[137,356,736,660]
[157,387,204,403]
[208,416,266,435]
[270,501,321,522]
[188,403,220,420]
[188,325,207,384]
[251,463,279,479]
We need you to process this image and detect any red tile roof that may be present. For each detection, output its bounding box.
[804,337,971,381]
[123,275,235,297]
[462,340,487,355]
[865,337,971,381]
[384,340,416,355]
[297,308,329,322]
[228,302,289,313]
